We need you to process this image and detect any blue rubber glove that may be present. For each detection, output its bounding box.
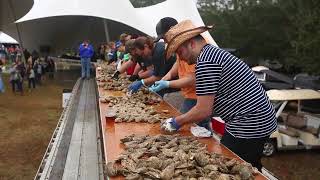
[128,80,144,93]
[160,117,181,132]
[149,80,169,92]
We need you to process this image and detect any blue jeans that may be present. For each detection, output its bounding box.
[180,98,212,132]
[81,57,91,78]
[0,75,5,93]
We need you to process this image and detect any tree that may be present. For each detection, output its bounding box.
[130,0,165,8]
[198,0,320,74]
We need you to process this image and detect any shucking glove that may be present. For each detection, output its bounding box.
[112,71,120,80]
[128,80,144,93]
[149,80,169,92]
[160,117,180,133]
[129,74,140,82]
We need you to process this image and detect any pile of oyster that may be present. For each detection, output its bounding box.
[99,64,116,75]
[129,89,162,105]
[102,77,131,91]
[96,65,132,91]
[101,93,166,123]
[106,134,258,180]
[96,74,131,91]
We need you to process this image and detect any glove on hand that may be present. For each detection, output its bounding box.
[149,80,169,92]
[129,74,140,82]
[128,80,144,93]
[112,71,120,80]
[160,117,180,133]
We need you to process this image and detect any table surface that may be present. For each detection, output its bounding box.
[96,71,267,180]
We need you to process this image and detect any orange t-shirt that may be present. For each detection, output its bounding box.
[177,56,197,99]
[174,35,212,100]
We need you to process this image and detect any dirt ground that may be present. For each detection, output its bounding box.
[262,149,320,180]
[0,72,75,180]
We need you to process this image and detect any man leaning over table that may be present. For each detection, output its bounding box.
[160,20,277,170]
[149,17,211,132]
[127,36,176,97]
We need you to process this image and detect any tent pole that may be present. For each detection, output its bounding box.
[103,19,110,43]
[7,0,26,63]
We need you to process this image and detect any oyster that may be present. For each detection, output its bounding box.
[105,161,117,176]
[106,134,258,180]
[160,164,175,180]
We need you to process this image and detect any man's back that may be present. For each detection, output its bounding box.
[196,44,277,138]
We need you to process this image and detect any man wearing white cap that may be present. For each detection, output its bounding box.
[160,20,277,170]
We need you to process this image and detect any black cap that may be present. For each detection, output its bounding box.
[154,17,178,42]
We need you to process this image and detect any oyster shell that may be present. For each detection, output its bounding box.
[106,134,257,180]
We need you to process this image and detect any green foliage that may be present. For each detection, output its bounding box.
[130,0,165,8]
[198,0,320,74]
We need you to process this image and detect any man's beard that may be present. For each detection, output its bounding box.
[187,54,197,65]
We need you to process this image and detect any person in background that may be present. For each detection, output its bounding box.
[0,57,5,93]
[27,62,36,91]
[8,45,15,64]
[47,58,55,79]
[106,41,116,63]
[23,48,31,61]
[16,58,26,83]
[161,20,277,170]
[99,44,105,60]
[31,50,39,65]
[9,61,23,95]
[33,59,42,85]
[109,41,121,64]
[79,40,94,80]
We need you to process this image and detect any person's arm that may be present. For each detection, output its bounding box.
[168,73,195,89]
[138,66,154,79]
[142,75,161,86]
[132,63,141,75]
[118,60,134,73]
[162,61,179,81]
[176,95,214,126]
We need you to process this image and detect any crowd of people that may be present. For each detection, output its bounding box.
[80,17,277,171]
[0,44,55,95]
[0,17,277,171]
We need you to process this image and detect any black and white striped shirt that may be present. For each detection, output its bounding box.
[196,44,277,138]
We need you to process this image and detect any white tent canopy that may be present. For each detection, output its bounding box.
[1,0,217,54]
[0,31,18,44]
[17,0,216,44]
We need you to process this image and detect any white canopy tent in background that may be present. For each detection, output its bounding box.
[0,31,18,44]
[2,0,217,55]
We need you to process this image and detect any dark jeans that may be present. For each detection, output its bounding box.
[11,80,23,92]
[36,73,41,85]
[28,78,36,89]
[180,98,212,132]
[48,72,54,79]
[221,131,269,170]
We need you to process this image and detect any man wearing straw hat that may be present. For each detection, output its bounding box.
[150,17,212,132]
[160,20,277,170]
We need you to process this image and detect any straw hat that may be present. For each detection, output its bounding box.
[164,20,212,59]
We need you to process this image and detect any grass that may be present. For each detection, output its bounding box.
[0,74,64,180]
